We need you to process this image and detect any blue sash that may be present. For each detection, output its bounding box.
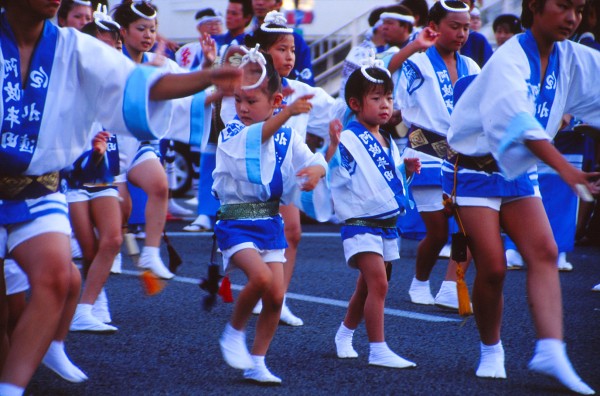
[345,121,408,212]
[269,127,291,201]
[518,30,559,129]
[425,47,469,115]
[0,16,57,175]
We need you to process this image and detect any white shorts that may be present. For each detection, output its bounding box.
[221,242,286,272]
[4,258,29,295]
[343,233,400,268]
[65,187,119,203]
[0,213,71,258]
[411,185,445,212]
[454,185,542,211]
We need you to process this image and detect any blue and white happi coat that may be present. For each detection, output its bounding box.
[0,19,172,236]
[330,121,412,232]
[212,118,327,250]
[396,47,480,187]
[445,30,600,198]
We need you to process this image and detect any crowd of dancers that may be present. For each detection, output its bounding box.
[0,0,599,395]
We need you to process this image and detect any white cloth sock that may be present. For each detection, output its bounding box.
[369,342,416,368]
[335,322,358,358]
[141,246,160,257]
[476,341,506,379]
[0,384,24,396]
[528,339,595,395]
[42,341,88,383]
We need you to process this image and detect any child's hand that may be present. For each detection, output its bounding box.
[296,165,325,191]
[92,131,110,156]
[329,119,342,147]
[284,94,314,116]
[404,157,421,178]
[414,27,440,51]
[200,32,217,68]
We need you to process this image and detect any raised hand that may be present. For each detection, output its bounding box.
[284,94,314,116]
[296,165,326,191]
[200,32,217,69]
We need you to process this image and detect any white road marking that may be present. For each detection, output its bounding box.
[121,270,461,323]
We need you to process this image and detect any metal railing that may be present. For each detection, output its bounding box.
[309,10,371,96]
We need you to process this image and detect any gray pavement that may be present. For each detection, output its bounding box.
[25,219,600,395]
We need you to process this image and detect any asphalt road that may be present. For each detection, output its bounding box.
[25,219,600,396]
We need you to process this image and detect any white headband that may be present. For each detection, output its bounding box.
[260,11,293,34]
[73,0,92,6]
[239,44,268,90]
[440,0,470,12]
[359,50,391,84]
[379,12,415,25]
[196,15,223,27]
[131,1,157,20]
[93,4,121,31]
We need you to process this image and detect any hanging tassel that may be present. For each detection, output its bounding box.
[456,265,472,316]
[140,270,165,296]
[218,275,234,303]
[163,231,183,273]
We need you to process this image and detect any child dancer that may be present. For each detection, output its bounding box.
[214,47,327,383]
[222,11,336,325]
[445,0,599,393]
[331,64,420,368]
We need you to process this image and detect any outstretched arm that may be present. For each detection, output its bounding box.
[149,67,242,101]
[261,94,314,142]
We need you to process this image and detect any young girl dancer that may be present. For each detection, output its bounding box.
[222,11,336,325]
[331,65,420,368]
[0,0,240,393]
[445,0,599,393]
[214,48,327,383]
[392,1,480,308]
[57,0,92,30]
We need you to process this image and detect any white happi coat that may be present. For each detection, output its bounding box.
[212,118,327,206]
[330,121,410,221]
[220,77,336,143]
[0,27,172,176]
[448,33,600,180]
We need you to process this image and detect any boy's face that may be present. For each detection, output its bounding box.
[381,19,411,46]
[431,11,470,52]
[529,0,584,41]
[226,2,251,31]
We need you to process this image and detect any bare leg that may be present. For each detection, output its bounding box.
[1,233,71,387]
[79,197,122,305]
[252,262,284,356]
[127,159,168,248]
[415,210,449,281]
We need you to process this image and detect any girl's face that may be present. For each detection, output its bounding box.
[61,5,92,29]
[351,85,393,128]
[267,35,295,77]
[431,11,471,52]
[494,24,515,47]
[234,71,282,126]
[530,0,584,41]
[122,19,157,53]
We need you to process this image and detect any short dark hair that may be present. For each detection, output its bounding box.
[81,20,121,42]
[521,0,547,29]
[427,1,470,25]
[230,0,253,18]
[58,0,91,25]
[368,7,387,27]
[493,14,523,34]
[344,67,394,113]
[400,0,429,27]
[381,5,415,33]
[195,8,218,21]
[112,0,157,28]
[245,21,292,51]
